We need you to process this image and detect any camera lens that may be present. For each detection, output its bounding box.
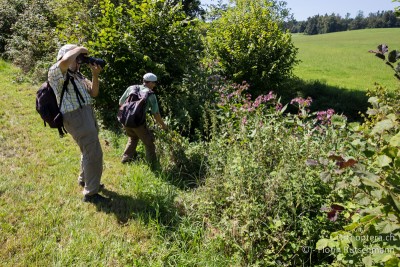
[76,53,106,68]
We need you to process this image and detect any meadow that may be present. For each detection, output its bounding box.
[292,28,400,92]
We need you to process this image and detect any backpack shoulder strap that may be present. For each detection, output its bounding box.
[125,85,141,102]
[65,71,86,109]
[58,76,69,110]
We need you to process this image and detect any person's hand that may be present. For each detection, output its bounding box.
[89,63,102,76]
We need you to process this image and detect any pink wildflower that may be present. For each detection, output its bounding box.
[291,97,313,107]
[316,109,335,125]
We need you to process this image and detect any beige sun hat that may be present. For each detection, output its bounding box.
[56,44,77,61]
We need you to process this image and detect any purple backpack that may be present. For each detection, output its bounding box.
[117,85,153,128]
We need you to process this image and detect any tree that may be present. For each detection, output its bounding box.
[395,0,400,16]
[204,0,298,95]
[203,0,229,22]
[304,15,319,34]
[349,10,366,30]
[171,0,205,18]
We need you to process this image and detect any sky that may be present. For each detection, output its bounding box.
[200,0,398,21]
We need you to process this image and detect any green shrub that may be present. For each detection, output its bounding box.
[0,0,25,54]
[3,0,59,79]
[204,0,298,96]
[72,0,204,129]
[316,45,400,267]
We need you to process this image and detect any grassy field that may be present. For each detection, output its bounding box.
[292,28,400,92]
[284,28,400,121]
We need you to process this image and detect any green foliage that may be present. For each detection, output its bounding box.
[1,0,206,131]
[204,0,298,95]
[0,0,25,54]
[68,0,204,128]
[50,0,99,44]
[316,46,400,266]
[177,80,354,265]
[3,0,59,79]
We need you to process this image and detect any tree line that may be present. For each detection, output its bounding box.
[285,10,400,35]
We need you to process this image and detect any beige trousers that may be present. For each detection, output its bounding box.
[63,105,103,196]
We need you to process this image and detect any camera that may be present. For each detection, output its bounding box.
[76,53,106,68]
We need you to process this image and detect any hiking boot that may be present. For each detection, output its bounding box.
[79,182,105,191]
[82,193,110,204]
[121,154,134,164]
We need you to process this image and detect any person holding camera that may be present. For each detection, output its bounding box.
[119,73,168,168]
[48,44,109,204]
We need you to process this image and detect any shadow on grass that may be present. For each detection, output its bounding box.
[93,188,180,226]
[276,78,370,122]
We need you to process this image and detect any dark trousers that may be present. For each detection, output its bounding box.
[123,124,156,165]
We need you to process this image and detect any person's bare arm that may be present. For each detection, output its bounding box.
[58,46,88,74]
[87,63,102,97]
[153,113,167,130]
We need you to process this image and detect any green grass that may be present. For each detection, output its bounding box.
[292,28,400,92]
[282,28,400,121]
[0,59,235,266]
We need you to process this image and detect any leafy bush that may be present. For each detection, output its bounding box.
[72,0,204,129]
[3,0,59,79]
[204,0,298,96]
[0,0,24,54]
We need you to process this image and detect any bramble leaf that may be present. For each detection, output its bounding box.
[389,192,400,213]
[389,132,400,147]
[376,155,392,167]
[375,220,400,234]
[316,238,329,250]
[388,50,400,63]
[371,119,395,134]
[378,44,389,54]
[360,177,383,189]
